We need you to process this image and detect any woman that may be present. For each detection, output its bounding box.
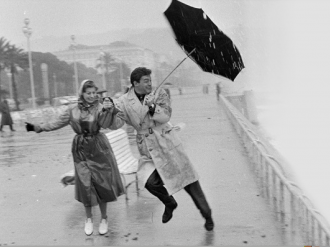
[25,80,125,236]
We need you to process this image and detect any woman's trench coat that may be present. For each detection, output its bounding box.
[115,87,199,195]
[37,102,125,207]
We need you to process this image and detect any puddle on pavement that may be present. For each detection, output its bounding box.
[0,126,74,167]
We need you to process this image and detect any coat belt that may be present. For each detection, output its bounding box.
[137,128,154,135]
[136,123,170,136]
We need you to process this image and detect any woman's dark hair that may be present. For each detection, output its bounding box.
[130,67,151,87]
[82,80,98,93]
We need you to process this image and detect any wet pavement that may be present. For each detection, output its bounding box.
[0,89,300,245]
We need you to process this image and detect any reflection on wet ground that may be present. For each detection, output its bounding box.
[0,126,74,167]
[0,92,304,245]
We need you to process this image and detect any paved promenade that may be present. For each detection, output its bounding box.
[0,89,295,245]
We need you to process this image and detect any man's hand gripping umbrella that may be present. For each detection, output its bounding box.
[142,48,196,121]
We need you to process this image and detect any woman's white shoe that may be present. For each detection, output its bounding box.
[84,218,93,236]
[99,219,108,235]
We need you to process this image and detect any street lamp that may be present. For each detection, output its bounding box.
[99,49,106,91]
[53,73,57,98]
[5,68,13,99]
[71,35,79,96]
[22,18,36,109]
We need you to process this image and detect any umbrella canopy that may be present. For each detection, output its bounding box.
[164,0,244,81]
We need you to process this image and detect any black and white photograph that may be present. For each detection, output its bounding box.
[1,0,330,245]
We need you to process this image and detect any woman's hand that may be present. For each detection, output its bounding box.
[103,98,114,109]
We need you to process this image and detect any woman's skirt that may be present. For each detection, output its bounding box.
[72,133,125,207]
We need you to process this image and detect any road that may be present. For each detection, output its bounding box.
[0,89,300,245]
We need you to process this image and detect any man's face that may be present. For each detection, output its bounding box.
[134,75,152,94]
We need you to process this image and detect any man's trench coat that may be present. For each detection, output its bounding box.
[115,87,199,195]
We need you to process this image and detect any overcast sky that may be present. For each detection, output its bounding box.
[0,0,245,46]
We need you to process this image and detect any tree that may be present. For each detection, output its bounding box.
[5,44,28,110]
[96,53,131,95]
[0,37,10,101]
[30,52,76,98]
[18,52,100,100]
[96,52,116,92]
[76,62,100,91]
[109,62,131,94]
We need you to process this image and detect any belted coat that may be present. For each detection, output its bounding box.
[37,102,126,206]
[115,87,199,195]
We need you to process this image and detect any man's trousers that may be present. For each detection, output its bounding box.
[145,169,212,219]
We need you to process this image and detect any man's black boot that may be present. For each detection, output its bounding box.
[162,200,178,223]
[204,216,214,231]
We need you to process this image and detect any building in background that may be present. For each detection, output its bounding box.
[52,41,166,86]
[52,40,206,96]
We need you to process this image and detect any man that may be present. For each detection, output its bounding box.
[216,82,221,101]
[115,67,214,231]
[0,99,15,133]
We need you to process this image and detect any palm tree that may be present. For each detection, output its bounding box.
[0,37,10,101]
[5,44,28,110]
[96,52,116,91]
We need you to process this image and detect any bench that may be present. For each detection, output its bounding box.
[105,128,139,200]
[60,128,139,200]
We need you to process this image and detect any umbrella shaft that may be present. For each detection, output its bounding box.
[141,49,195,124]
[155,48,196,93]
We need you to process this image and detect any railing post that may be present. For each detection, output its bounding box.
[300,202,305,242]
[290,193,296,240]
[311,217,315,246]
[255,152,261,186]
[260,156,265,197]
[318,223,322,246]
[265,162,270,200]
[279,181,285,224]
[306,208,311,244]
[220,95,330,245]
[272,171,278,219]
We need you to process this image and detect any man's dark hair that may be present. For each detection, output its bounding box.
[130,67,151,87]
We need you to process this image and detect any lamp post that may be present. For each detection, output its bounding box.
[71,35,79,96]
[53,73,57,98]
[22,18,36,109]
[119,61,126,92]
[99,49,106,91]
[5,69,13,99]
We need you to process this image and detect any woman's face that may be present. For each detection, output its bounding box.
[82,87,97,103]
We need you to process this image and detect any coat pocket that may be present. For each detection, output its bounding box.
[163,129,181,150]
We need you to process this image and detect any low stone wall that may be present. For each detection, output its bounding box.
[2,106,68,126]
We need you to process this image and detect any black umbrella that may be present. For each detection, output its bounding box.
[164,0,244,81]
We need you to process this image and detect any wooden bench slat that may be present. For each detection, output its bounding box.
[105,128,139,199]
